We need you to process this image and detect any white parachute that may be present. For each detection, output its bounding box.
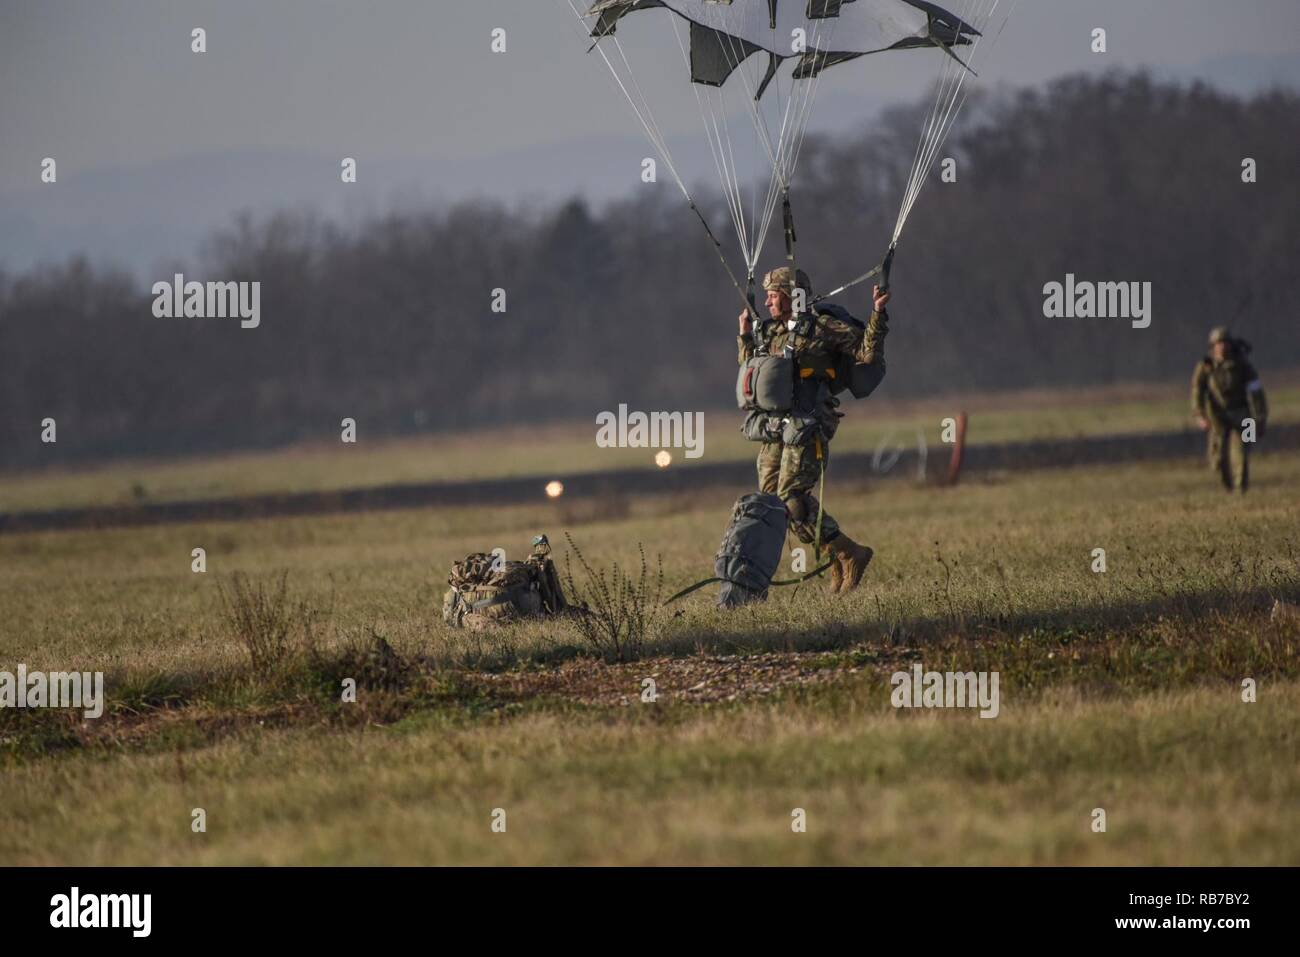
[561,0,1015,310]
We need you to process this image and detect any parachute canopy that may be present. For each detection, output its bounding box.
[564,0,1011,310]
[588,0,980,96]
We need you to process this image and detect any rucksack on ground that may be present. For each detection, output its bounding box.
[714,493,788,607]
[442,535,567,630]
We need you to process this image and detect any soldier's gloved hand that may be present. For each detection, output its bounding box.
[873,284,891,313]
[738,310,752,335]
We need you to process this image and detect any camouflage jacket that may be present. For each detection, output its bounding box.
[1191,355,1267,428]
[738,305,888,373]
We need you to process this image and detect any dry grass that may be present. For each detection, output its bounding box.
[0,681,1296,865]
[0,443,1298,864]
[561,535,665,661]
[3,378,1297,513]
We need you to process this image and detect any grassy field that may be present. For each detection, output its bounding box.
[3,378,1297,514]
[1,439,1298,864]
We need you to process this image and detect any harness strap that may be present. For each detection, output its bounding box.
[469,588,527,611]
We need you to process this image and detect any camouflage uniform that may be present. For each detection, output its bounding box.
[1190,327,1268,493]
[738,267,889,545]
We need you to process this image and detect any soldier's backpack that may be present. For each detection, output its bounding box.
[442,536,567,630]
[714,493,789,608]
[814,302,886,400]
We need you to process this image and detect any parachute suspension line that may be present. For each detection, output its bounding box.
[749,61,761,281]
[719,93,751,257]
[893,0,1008,246]
[705,89,748,258]
[715,26,781,177]
[896,0,999,238]
[661,15,759,315]
[787,16,838,176]
[746,17,807,273]
[686,199,761,322]
[761,13,839,275]
[668,16,750,269]
[893,3,973,243]
[894,17,975,241]
[609,32,686,195]
[691,8,836,277]
[562,0,689,204]
[711,21,785,275]
[562,0,758,320]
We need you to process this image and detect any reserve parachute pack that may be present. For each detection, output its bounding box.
[442,535,568,630]
[737,354,795,413]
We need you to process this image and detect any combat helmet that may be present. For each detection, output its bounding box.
[762,266,812,297]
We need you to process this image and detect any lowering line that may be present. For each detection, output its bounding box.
[663,559,837,606]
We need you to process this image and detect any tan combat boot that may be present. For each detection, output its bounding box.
[827,535,873,592]
[825,551,844,593]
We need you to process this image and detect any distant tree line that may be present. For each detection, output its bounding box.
[2,71,1297,470]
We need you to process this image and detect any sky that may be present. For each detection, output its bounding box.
[2,0,1299,280]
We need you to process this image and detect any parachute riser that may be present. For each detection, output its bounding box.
[782,189,797,264]
[687,200,762,324]
[877,244,896,294]
[812,242,896,307]
[782,188,809,319]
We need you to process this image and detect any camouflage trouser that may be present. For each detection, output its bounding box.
[1208,425,1249,492]
[757,436,840,545]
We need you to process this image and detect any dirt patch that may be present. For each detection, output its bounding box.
[1,649,900,762]
[470,648,904,706]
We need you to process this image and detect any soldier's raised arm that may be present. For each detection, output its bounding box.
[860,284,892,367]
[737,308,755,364]
[814,305,866,355]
